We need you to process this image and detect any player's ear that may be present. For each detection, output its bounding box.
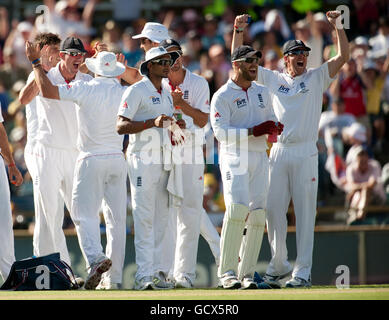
[59,52,65,59]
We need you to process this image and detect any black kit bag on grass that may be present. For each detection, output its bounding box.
[0,252,79,290]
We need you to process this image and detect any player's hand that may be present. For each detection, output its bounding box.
[154,114,173,128]
[25,41,41,62]
[234,14,250,31]
[326,11,341,27]
[252,121,278,137]
[176,119,186,129]
[8,165,23,186]
[171,88,184,107]
[277,122,284,135]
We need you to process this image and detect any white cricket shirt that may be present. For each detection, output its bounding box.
[36,63,92,150]
[58,77,126,156]
[256,62,335,148]
[25,71,39,146]
[118,76,174,153]
[162,68,210,146]
[0,108,3,153]
[210,79,276,153]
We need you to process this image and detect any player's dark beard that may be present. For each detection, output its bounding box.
[241,68,256,81]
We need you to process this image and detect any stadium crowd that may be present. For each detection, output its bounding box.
[1,0,389,233]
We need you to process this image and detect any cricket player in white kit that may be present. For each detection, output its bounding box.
[0,109,23,281]
[26,42,129,290]
[159,39,219,288]
[232,12,349,287]
[23,37,93,267]
[211,46,283,289]
[116,47,182,290]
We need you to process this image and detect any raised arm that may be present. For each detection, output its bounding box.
[25,41,59,100]
[326,11,350,79]
[231,14,250,56]
[19,78,40,105]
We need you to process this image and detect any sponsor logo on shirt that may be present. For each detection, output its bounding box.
[299,82,309,93]
[234,98,247,108]
[214,112,221,121]
[205,99,209,105]
[150,96,161,104]
[257,94,265,108]
[122,101,128,109]
[183,90,189,100]
[66,84,72,89]
[278,85,290,94]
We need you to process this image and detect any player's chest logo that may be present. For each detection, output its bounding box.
[257,94,265,108]
[234,97,247,108]
[150,96,161,104]
[183,90,189,100]
[278,85,290,94]
[298,82,309,93]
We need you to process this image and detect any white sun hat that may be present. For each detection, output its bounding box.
[139,46,180,76]
[85,51,125,77]
[132,22,169,43]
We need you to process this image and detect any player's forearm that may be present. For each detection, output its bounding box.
[0,124,15,165]
[19,80,39,105]
[328,27,349,78]
[33,64,59,100]
[116,116,155,135]
[178,100,209,128]
[231,29,244,56]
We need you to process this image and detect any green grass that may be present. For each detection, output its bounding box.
[1,285,389,300]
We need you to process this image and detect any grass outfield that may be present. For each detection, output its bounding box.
[0,285,389,300]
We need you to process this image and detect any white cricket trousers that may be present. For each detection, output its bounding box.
[72,153,127,284]
[218,150,269,277]
[266,142,318,281]
[0,157,15,280]
[32,142,78,266]
[128,151,171,281]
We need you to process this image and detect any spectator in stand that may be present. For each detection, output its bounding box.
[0,7,10,65]
[121,27,143,68]
[0,47,29,92]
[201,14,225,51]
[186,30,204,62]
[4,21,33,72]
[346,147,386,224]
[343,122,369,166]
[369,16,389,59]
[208,44,231,92]
[351,0,379,37]
[102,20,123,53]
[331,59,371,138]
[263,49,282,71]
[263,9,292,46]
[358,57,389,155]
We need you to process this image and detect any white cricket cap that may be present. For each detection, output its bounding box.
[132,22,169,43]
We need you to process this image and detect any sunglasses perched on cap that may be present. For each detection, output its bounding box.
[286,50,309,57]
[61,51,86,57]
[151,58,173,66]
[233,57,260,64]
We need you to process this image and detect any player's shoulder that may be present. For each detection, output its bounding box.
[251,81,270,94]
[212,82,230,99]
[186,69,208,85]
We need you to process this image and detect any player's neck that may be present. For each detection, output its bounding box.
[168,67,185,87]
[148,73,163,91]
[231,73,251,90]
[59,62,77,83]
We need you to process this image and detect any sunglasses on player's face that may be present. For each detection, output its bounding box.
[287,50,309,57]
[234,57,260,64]
[151,58,173,66]
[61,51,86,57]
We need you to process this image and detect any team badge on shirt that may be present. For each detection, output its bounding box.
[298,82,309,93]
[234,98,247,108]
[257,94,265,108]
[183,90,189,100]
[150,96,161,104]
[278,85,290,94]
